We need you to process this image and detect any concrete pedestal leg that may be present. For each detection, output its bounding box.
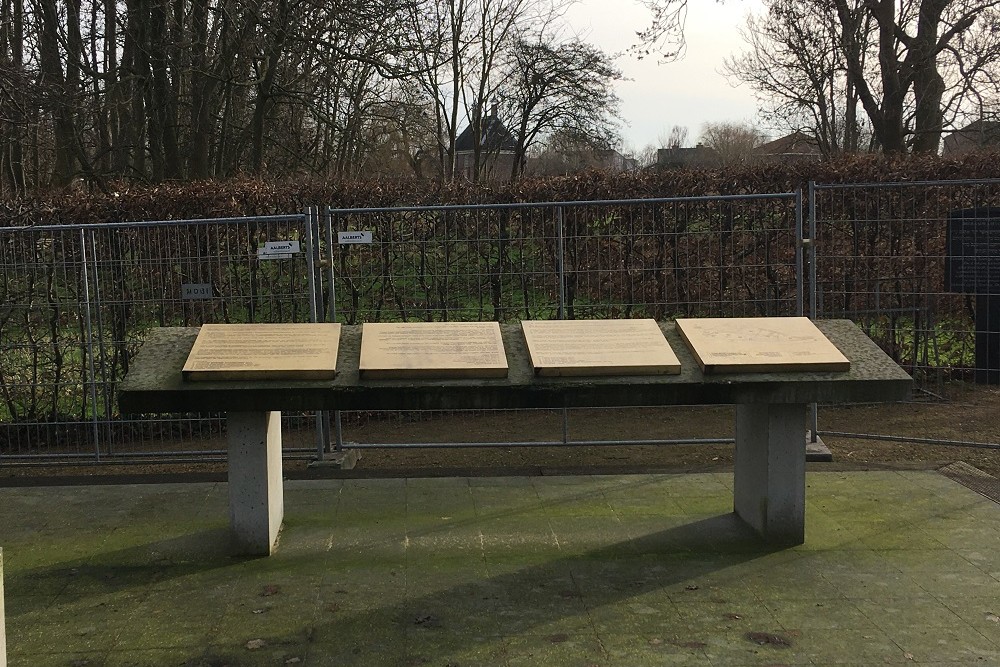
[228,411,284,556]
[1,548,6,667]
[734,403,806,546]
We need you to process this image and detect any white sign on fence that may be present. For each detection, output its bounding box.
[181,283,213,300]
[257,241,302,260]
[257,240,301,260]
[338,231,373,245]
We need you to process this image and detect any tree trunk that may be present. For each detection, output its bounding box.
[250,0,289,174]
[187,0,213,178]
[36,0,78,185]
[147,0,181,179]
[872,0,906,152]
[2,0,26,192]
[909,0,947,153]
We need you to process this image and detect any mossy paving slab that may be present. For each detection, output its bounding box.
[887,624,1000,663]
[3,469,999,666]
[504,634,607,666]
[600,633,714,666]
[8,651,110,666]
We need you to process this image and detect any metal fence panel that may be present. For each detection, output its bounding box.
[0,214,319,464]
[811,180,1000,393]
[5,183,996,465]
[810,179,1000,449]
[1,194,810,464]
[324,194,802,449]
[326,195,802,324]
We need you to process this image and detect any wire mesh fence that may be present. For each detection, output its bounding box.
[4,181,995,466]
[810,179,1000,449]
[325,195,803,324]
[0,215,319,464]
[810,179,1000,395]
[323,194,802,450]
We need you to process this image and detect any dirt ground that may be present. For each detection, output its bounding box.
[330,386,1000,478]
[3,386,997,483]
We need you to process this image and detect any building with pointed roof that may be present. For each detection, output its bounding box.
[454,105,520,181]
[943,120,1000,156]
[752,132,823,162]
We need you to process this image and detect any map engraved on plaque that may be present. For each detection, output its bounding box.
[182,323,341,381]
[675,317,850,374]
[359,322,508,379]
[521,319,681,376]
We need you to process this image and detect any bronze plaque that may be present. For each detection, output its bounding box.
[182,323,341,381]
[522,319,681,376]
[359,322,508,379]
[675,317,850,373]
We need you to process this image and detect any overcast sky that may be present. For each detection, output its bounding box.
[564,0,767,151]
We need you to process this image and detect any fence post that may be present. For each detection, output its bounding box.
[304,207,329,461]
[807,182,819,443]
[325,206,338,323]
[555,205,569,443]
[79,229,102,462]
[795,190,804,317]
[325,208,345,452]
[89,228,114,456]
[556,205,566,320]
[305,206,320,324]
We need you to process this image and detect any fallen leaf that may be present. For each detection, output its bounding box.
[414,614,441,628]
[261,584,281,597]
[745,631,792,648]
[245,638,266,650]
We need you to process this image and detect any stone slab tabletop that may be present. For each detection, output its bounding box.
[117,320,912,414]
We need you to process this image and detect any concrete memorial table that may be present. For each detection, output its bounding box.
[118,320,911,555]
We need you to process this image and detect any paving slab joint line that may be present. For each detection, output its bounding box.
[939,461,1000,505]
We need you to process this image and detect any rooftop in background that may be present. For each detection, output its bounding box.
[943,120,1000,157]
[753,131,823,161]
[454,105,519,181]
[656,144,718,169]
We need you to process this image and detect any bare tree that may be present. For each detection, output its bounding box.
[0,0,28,193]
[698,121,764,165]
[632,0,688,61]
[724,0,870,156]
[833,0,1000,152]
[502,33,622,178]
[726,0,1000,154]
[659,125,688,149]
[1,0,629,189]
